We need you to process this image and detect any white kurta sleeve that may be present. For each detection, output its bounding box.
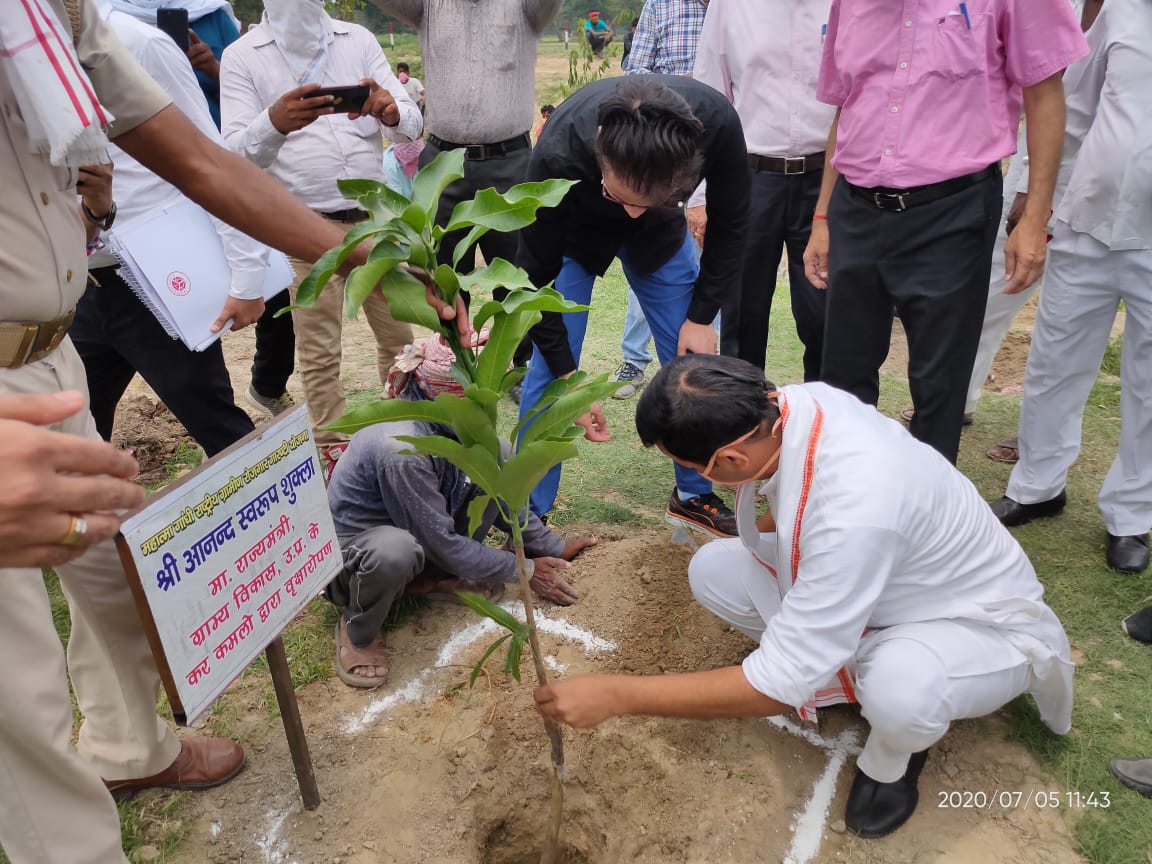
[741,523,904,709]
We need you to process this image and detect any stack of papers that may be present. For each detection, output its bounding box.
[107,197,294,351]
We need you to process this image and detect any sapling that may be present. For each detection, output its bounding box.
[295,150,619,863]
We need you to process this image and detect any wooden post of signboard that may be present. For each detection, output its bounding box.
[266,637,320,810]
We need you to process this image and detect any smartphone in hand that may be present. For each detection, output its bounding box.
[156,7,190,52]
[311,85,371,113]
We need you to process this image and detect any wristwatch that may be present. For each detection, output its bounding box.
[82,200,117,230]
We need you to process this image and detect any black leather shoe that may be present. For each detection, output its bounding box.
[1110,758,1152,798]
[989,490,1066,526]
[845,750,929,839]
[1106,533,1150,573]
[1122,606,1152,644]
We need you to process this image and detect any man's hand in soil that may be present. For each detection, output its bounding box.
[186,31,220,80]
[268,84,335,135]
[561,534,597,561]
[530,557,580,605]
[0,391,144,568]
[349,78,399,126]
[535,674,622,728]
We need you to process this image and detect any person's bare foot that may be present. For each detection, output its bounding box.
[562,534,598,561]
[335,617,390,689]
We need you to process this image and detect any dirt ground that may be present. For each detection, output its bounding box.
[154,530,1084,864]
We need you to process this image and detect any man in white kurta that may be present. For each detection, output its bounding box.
[991,0,1152,573]
[536,355,1073,839]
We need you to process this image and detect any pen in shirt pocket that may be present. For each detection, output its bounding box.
[821,23,827,44]
[939,6,972,28]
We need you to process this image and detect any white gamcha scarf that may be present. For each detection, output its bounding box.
[263,0,332,84]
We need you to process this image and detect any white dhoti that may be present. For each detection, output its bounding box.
[690,539,1038,782]
[1007,222,1152,535]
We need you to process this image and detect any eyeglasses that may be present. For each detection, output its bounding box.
[601,179,685,210]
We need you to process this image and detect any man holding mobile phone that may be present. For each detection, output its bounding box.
[220,0,422,479]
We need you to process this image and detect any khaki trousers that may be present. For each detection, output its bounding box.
[286,222,413,446]
[0,339,181,864]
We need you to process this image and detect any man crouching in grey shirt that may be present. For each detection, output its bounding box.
[325,347,596,689]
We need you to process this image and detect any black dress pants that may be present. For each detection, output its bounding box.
[72,266,255,457]
[249,288,294,399]
[421,138,533,366]
[821,169,1002,464]
[721,167,826,381]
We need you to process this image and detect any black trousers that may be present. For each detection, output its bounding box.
[72,266,255,457]
[249,288,294,398]
[721,167,826,381]
[421,138,533,366]
[821,169,1002,464]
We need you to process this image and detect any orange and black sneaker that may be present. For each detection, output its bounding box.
[666,489,737,538]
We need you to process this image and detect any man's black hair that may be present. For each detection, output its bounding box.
[635,355,780,466]
[595,78,704,198]
[396,61,410,72]
[541,104,555,115]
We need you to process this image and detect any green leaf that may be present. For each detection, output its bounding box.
[458,259,536,299]
[293,221,387,308]
[504,635,524,683]
[322,396,455,437]
[337,178,411,221]
[432,264,462,307]
[451,224,488,269]
[494,439,579,512]
[411,149,466,219]
[472,284,587,332]
[343,252,405,321]
[512,371,591,440]
[456,590,522,634]
[466,494,492,539]
[443,394,502,456]
[395,436,503,500]
[468,633,511,687]
[464,384,501,426]
[519,374,623,448]
[375,267,445,333]
[401,202,427,233]
[444,179,579,234]
[500,366,528,392]
[474,309,540,391]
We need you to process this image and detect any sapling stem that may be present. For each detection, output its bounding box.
[510,518,565,864]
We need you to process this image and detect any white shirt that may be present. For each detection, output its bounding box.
[219,19,421,212]
[402,76,424,102]
[692,0,836,159]
[1055,0,1152,251]
[740,384,1072,731]
[91,10,268,300]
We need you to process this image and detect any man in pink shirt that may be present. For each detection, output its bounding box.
[803,0,1087,464]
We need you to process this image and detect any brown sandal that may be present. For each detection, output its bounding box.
[986,436,1020,464]
[335,618,390,689]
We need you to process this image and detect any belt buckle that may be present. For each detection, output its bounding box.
[0,323,39,369]
[783,156,805,176]
[464,144,487,161]
[871,191,908,212]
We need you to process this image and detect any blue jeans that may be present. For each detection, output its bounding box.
[620,242,716,369]
[520,232,713,516]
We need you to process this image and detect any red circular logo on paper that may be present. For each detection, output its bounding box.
[167,271,191,296]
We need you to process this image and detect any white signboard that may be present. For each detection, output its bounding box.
[118,407,340,725]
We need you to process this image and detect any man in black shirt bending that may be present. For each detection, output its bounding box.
[516,76,749,537]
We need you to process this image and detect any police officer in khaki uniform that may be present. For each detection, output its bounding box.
[0,1,446,861]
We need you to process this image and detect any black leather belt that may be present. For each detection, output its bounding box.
[747,152,825,175]
[319,208,369,223]
[0,308,75,368]
[845,164,999,212]
[428,132,531,161]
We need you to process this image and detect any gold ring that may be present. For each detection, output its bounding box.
[61,515,88,546]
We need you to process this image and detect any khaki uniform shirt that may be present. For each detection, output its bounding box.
[0,0,170,323]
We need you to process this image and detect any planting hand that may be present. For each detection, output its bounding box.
[403,264,474,343]
[534,674,619,728]
[574,402,610,443]
[530,557,580,605]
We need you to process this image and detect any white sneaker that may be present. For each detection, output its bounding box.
[612,361,646,400]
